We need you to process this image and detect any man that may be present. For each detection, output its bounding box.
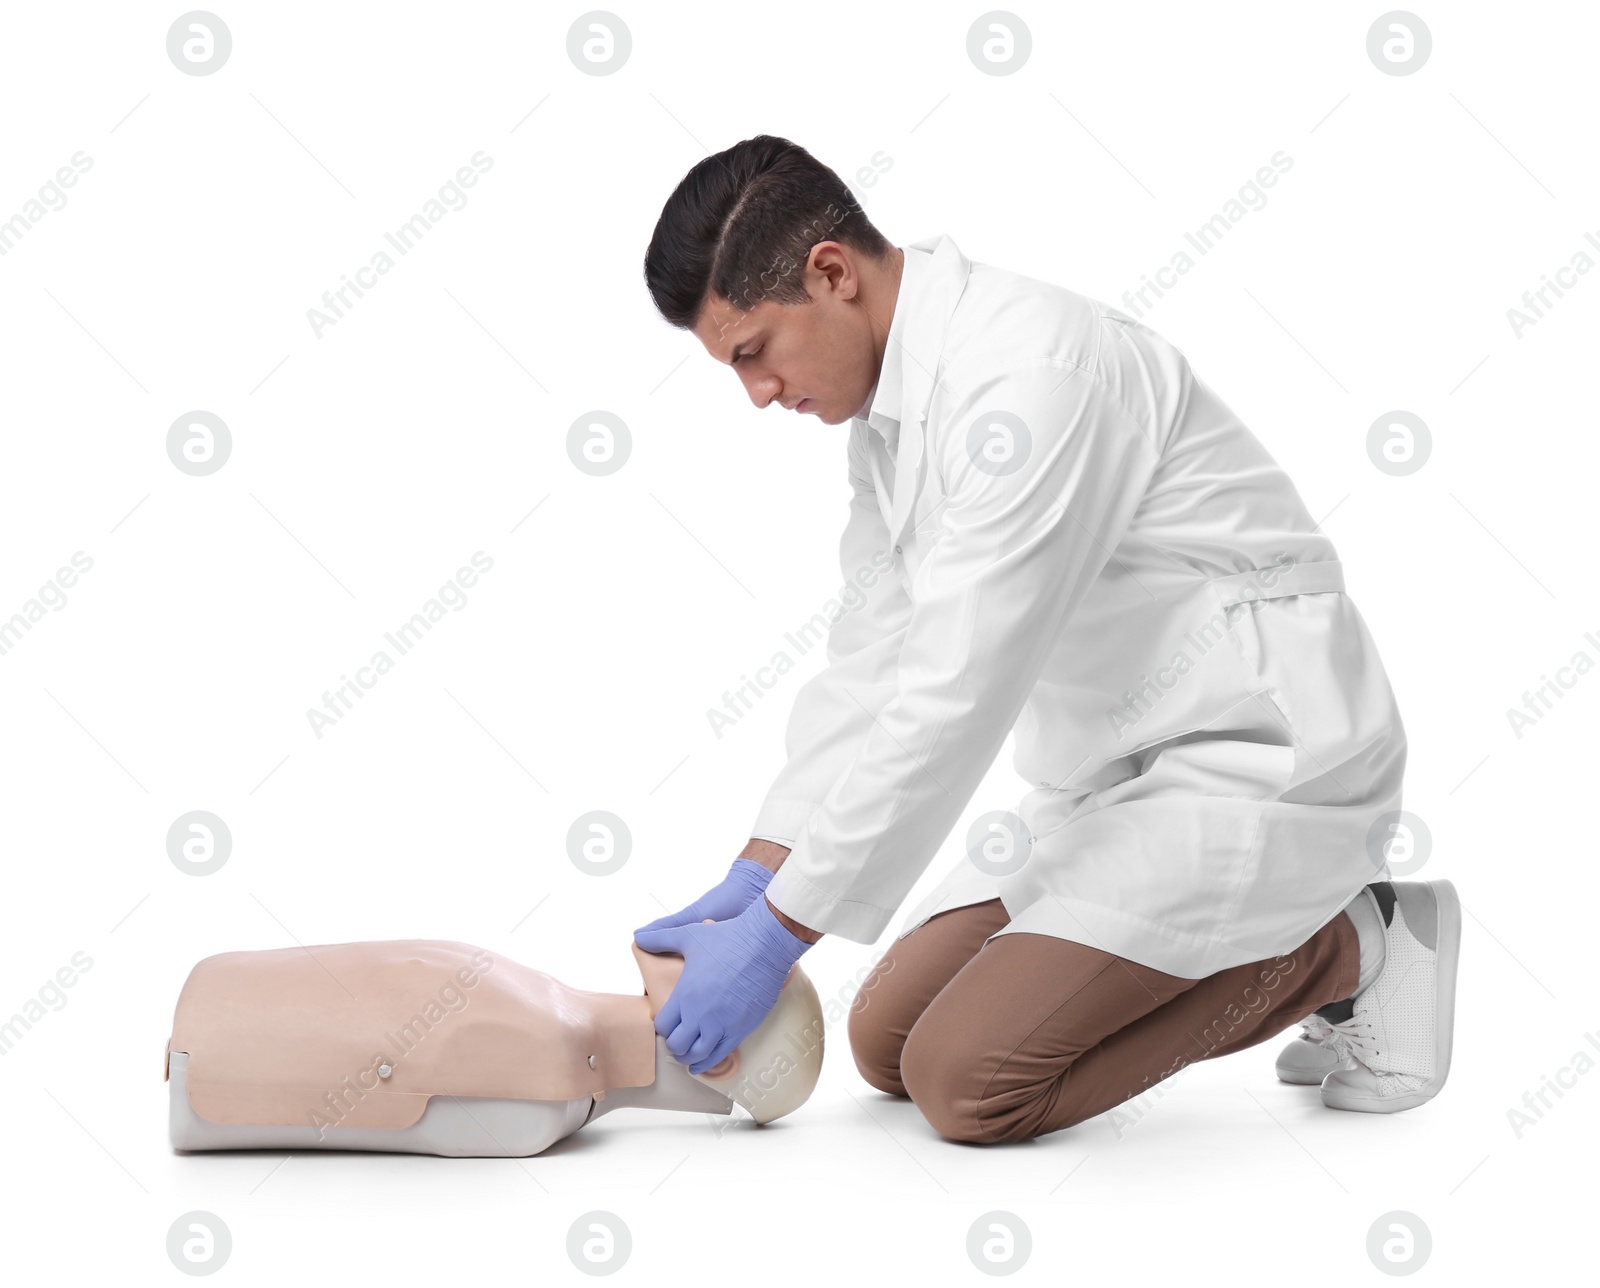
[634,134,1460,1143]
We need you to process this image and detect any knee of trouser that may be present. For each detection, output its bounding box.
[899,1021,994,1143]
[846,964,910,1096]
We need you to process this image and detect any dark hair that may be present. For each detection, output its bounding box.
[643,134,894,330]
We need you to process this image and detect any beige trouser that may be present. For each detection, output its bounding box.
[848,899,1360,1143]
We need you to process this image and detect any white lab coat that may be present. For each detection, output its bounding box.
[755,233,1405,978]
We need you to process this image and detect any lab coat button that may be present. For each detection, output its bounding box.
[893,545,902,555]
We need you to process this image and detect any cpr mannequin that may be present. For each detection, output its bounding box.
[165,933,824,1157]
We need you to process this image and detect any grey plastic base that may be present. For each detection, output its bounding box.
[585,1035,736,1123]
[169,1038,732,1158]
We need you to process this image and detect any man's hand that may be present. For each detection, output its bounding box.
[633,895,816,1074]
[634,857,774,938]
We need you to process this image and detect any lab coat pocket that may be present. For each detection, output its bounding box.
[1219,599,1266,673]
[1212,597,1298,735]
[1131,731,1298,803]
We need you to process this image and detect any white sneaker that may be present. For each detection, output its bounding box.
[1320,879,1461,1113]
[1274,1014,1354,1085]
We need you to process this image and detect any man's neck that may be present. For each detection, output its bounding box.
[853,246,905,420]
[870,247,906,374]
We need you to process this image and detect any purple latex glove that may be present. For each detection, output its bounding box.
[634,857,773,938]
[633,894,814,1074]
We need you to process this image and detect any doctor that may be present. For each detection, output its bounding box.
[635,135,1461,1142]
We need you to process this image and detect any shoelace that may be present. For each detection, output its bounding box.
[1325,1013,1431,1092]
[1325,1015,1379,1068]
[1301,1015,1358,1063]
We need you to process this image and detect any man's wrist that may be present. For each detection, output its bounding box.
[740,839,820,942]
[765,894,824,945]
[739,837,791,875]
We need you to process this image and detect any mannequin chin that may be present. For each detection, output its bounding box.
[165,937,824,1158]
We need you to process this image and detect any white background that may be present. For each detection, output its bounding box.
[1,0,1594,1281]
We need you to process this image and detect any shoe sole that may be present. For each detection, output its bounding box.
[1321,879,1461,1113]
[1275,1053,1341,1085]
[1278,1068,1336,1086]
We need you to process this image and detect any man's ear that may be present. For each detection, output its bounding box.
[808,241,857,300]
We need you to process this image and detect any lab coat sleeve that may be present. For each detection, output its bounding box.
[764,358,1160,941]
[748,421,915,844]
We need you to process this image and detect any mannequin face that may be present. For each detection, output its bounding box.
[691,241,904,426]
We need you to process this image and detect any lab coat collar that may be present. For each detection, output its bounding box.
[865,232,972,549]
[864,251,914,452]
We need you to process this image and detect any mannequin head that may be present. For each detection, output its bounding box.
[632,943,824,1123]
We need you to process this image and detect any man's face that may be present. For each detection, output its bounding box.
[691,246,880,426]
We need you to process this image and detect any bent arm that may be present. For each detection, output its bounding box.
[749,421,914,846]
